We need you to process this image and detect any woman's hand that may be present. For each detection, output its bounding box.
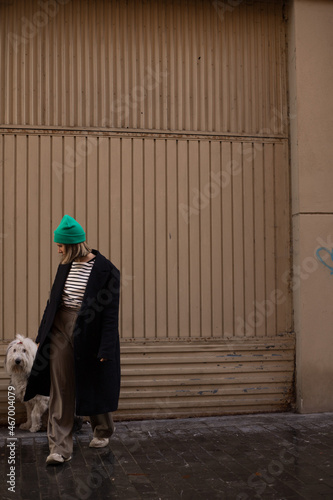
[100,358,107,362]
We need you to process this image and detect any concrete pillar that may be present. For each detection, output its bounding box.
[288,0,333,412]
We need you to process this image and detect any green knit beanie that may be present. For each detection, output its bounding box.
[54,215,86,244]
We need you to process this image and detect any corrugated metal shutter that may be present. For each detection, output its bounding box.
[1,337,295,423]
[0,0,287,134]
[0,0,293,422]
[0,131,292,421]
[118,339,295,419]
[0,132,291,339]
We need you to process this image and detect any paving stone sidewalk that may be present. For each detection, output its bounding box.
[1,412,333,500]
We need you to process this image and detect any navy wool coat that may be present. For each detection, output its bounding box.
[24,250,121,416]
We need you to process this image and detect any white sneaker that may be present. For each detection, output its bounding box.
[89,437,109,448]
[46,453,72,465]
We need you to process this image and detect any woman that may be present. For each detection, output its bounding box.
[24,215,121,465]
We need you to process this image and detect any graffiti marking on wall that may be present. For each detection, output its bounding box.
[316,247,333,275]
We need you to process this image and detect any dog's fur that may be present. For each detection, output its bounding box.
[5,334,49,432]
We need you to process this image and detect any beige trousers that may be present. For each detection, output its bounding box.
[48,305,114,458]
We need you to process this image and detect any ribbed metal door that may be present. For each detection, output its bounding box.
[0,0,293,421]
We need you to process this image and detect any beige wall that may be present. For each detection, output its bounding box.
[289,0,333,412]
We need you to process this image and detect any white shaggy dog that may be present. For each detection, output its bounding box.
[5,334,49,432]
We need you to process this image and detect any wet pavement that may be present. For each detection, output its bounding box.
[1,412,333,499]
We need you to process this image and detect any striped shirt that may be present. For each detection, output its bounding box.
[61,257,96,309]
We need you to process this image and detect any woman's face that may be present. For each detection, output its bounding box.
[56,243,66,256]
